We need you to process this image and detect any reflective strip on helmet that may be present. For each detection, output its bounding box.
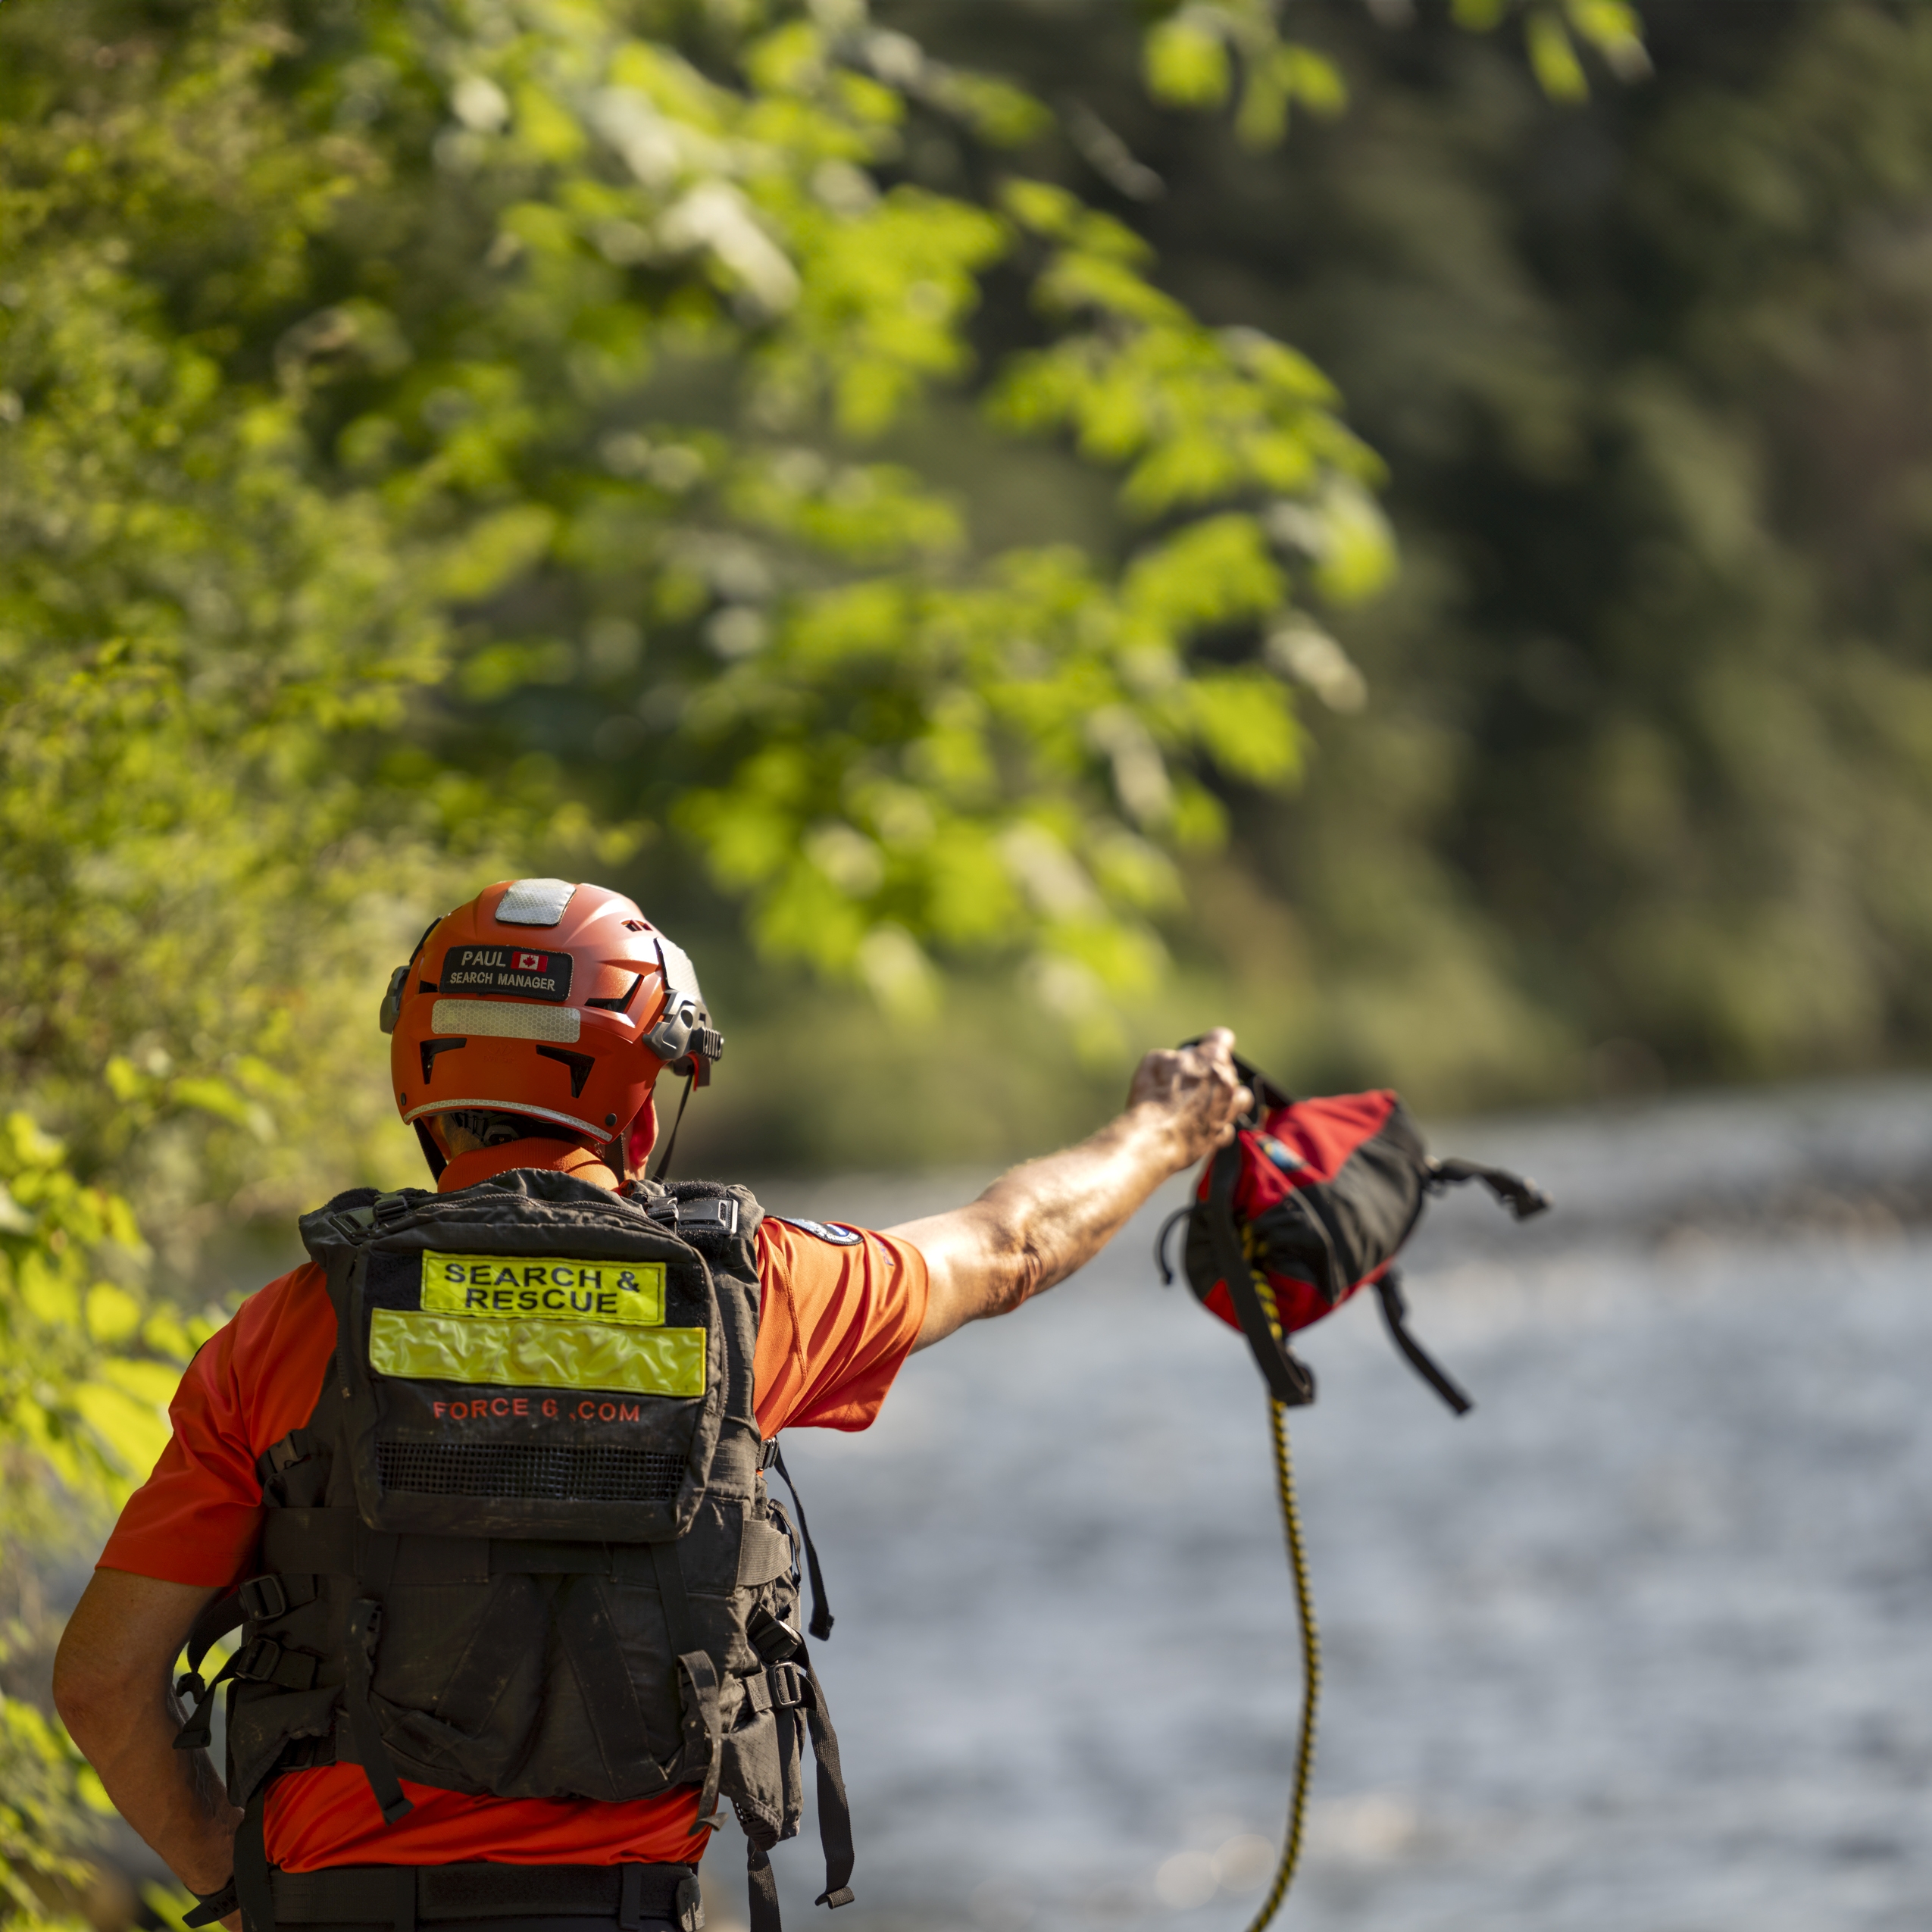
[430,999,582,1043]
[402,1097,607,1139]
[496,878,579,926]
[370,1309,706,1397]
[421,1250,666,1325]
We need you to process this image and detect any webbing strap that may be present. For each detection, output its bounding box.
[1205,1145,1315,1408]
[746,1846,780,1932]
[175,1637,321,1753]
[648,1541,697,1657]
[802,1655,855,1911]
[1427,1156,1551,1221]
[270,1861,696,1925]
[234,1782,274,1932]
[1372,1270,1474,1416]
[171,1578,256,1749]
[649,1074,696,1183]
[183,1588,245,1677]
[183,1879,239,1929]
[674,1652,722,1830]
[342,1599,413,1827]
[649,1542,722,1832]
[768,1444,834,1642]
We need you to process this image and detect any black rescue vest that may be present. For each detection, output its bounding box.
[174,1170,852,1932]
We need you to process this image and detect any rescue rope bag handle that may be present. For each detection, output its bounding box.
[1204,1140,1315,1408]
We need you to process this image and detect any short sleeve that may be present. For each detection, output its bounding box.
[752,1221,928,1435]
[97,1263,337,1588]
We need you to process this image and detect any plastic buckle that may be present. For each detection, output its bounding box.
[767,1661,807,1709]
[680,1197,738,1237]
[232,1637,280,1682]
[175,1669,207,1702]
[748,1611,802,1665]
[238,1574,289,1621]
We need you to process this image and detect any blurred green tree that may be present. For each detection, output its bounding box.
[874,0,1932,1113]
[1,0,1408,1233]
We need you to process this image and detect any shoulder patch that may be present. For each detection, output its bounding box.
[767,1215,864,1246]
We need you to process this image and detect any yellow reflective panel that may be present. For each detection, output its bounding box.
[370,1309,705,1398]
[420,1249,665,1326]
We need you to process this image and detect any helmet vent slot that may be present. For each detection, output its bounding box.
[586,973,646,1014]
[533,1046,596,1098]
[376,1438,684,1504]
[420,1037,467,1083]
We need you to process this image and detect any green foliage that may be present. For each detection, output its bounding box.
[0,1,501,1243]
[13,0,1375,1062]
[0,1679,108,1928]
[1140,0,1645,145]
[1141,1,1349,148]
[1448,0,1649,95]
[0,1111,213,1531]
[0,1114,199,1929]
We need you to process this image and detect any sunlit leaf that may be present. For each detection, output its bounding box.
[1144,14,1232,108]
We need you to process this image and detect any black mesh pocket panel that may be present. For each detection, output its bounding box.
[377,1440,684,1503]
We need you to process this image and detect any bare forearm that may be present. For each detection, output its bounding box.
[65,1680,238,1891]
[54,1572,241,1896]
[900,1030,1252,1349]
[964,1103,1183,1305]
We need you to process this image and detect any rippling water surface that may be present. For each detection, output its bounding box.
[708,1082,1932,1932]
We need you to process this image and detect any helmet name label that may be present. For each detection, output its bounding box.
[439,945,574,1002]
[422,1249,666,1325]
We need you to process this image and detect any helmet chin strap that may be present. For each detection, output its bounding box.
[649,1074,696,1183]
[414,1120,448,1181]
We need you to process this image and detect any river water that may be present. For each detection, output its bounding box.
[711,1080,1932,1932]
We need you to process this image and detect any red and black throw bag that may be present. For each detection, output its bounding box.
[1156,1050,1549,1412]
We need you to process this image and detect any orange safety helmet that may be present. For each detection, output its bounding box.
[379,879,722,1175]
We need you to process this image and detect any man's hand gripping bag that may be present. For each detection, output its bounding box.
[1156,1052,1552,1411]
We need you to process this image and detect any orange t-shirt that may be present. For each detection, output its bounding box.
[98,1141,928,1871]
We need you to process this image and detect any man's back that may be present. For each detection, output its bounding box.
[100,1138,927,1871]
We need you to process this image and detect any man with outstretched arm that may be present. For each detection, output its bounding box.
[55,877,1251,1932]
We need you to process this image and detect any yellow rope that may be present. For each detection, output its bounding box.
[1244,1396,1320,1932]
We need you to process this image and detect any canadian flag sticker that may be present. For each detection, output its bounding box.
[517,952,543,971]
